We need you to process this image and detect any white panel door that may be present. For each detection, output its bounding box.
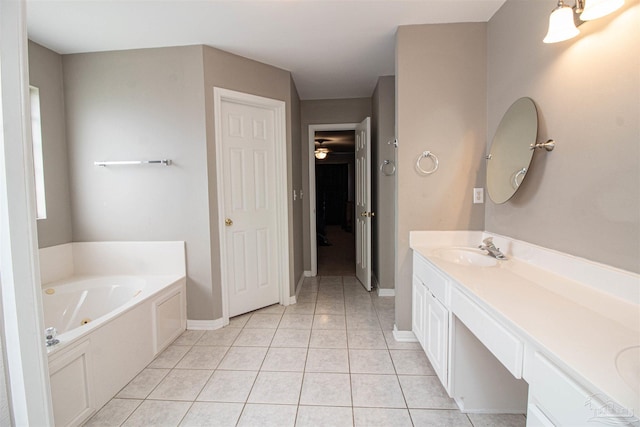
[220,98,280,317]
[355,117,372,291]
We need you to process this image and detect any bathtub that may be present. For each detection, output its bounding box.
[43,275,177,337]
[39,242,186,427]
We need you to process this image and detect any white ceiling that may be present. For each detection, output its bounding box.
[26,0,506,100]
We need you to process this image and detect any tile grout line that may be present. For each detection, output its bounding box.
[370,275,414,425]
[224,312,259,426]
[341,275,357,419]
[232,309,264,427]
[292,285,316,426]
[174,330,234,425]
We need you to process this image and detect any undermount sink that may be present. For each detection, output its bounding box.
[616,346,640,393]
[432,247,500,267]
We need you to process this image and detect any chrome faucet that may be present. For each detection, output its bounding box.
[478,237,507,260]
[45,327,59,347]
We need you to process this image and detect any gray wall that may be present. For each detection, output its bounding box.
[28,41,73,249]
[290,80,304,289]
[396,24,487,330]
[202,46,302,318]
[40,44,302,322]
[486,0,640,273]
[62,46,215,320]
[300,98,372,272]
[371,76,396,290]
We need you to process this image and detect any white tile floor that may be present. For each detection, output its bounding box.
[84,276,527,426]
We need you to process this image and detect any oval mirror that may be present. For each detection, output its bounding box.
[486,97,538,204]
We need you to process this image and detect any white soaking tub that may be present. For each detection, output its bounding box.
[43,275,174,336]
[39,242,187,427]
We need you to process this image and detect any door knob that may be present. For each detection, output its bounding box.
[225,218,233,226]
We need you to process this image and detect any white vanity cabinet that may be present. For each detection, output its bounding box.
[412,252,450,389]
[409,231,639,426]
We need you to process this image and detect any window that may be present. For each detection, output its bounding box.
[29,86,46,219]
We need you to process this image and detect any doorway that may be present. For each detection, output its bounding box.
[315,144,355,276]
[308,124,364,278]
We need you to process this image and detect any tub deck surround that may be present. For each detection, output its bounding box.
[39,241,187,285]
[39,242,187,427]
[409,231,640,418]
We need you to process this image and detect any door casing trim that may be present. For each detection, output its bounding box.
[0,0,55,424]
[214,87,290,324]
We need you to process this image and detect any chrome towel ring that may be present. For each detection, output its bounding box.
[380,160,396,176]
[416,151,439,175]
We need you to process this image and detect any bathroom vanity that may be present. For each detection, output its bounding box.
[410,231,639,426]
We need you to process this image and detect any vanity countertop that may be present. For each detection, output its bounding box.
[410,231,640,415]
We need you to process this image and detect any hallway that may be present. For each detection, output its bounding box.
[317,226,356,276]
[84,276,526,426]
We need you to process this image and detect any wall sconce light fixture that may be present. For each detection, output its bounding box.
[543,0,624,43]
[314,148,329,160]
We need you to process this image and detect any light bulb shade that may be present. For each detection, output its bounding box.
[580,0,624,20]
[314,149,328,160]
[543,4,580,43]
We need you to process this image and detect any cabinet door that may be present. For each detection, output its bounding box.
[412,276,427,348]
[528,352,628,427]
[425,291,449,386]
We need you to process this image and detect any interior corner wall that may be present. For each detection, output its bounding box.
[486,0,640,273]
[395,23,487,331]
[300,98,372,272]
[289,79,304,292]
[202,46,298,318]
[371,76,396,290]
[62,46,215,320]
[27,41,72,249]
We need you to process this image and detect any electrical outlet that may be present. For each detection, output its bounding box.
[473,188,484,204]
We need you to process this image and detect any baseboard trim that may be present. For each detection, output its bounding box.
[377,288,395,297]
[289,295,297,305]
[393,324,418,342]
[295,271,307,300]
[186,318,225,330]
[304,270,314,277]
